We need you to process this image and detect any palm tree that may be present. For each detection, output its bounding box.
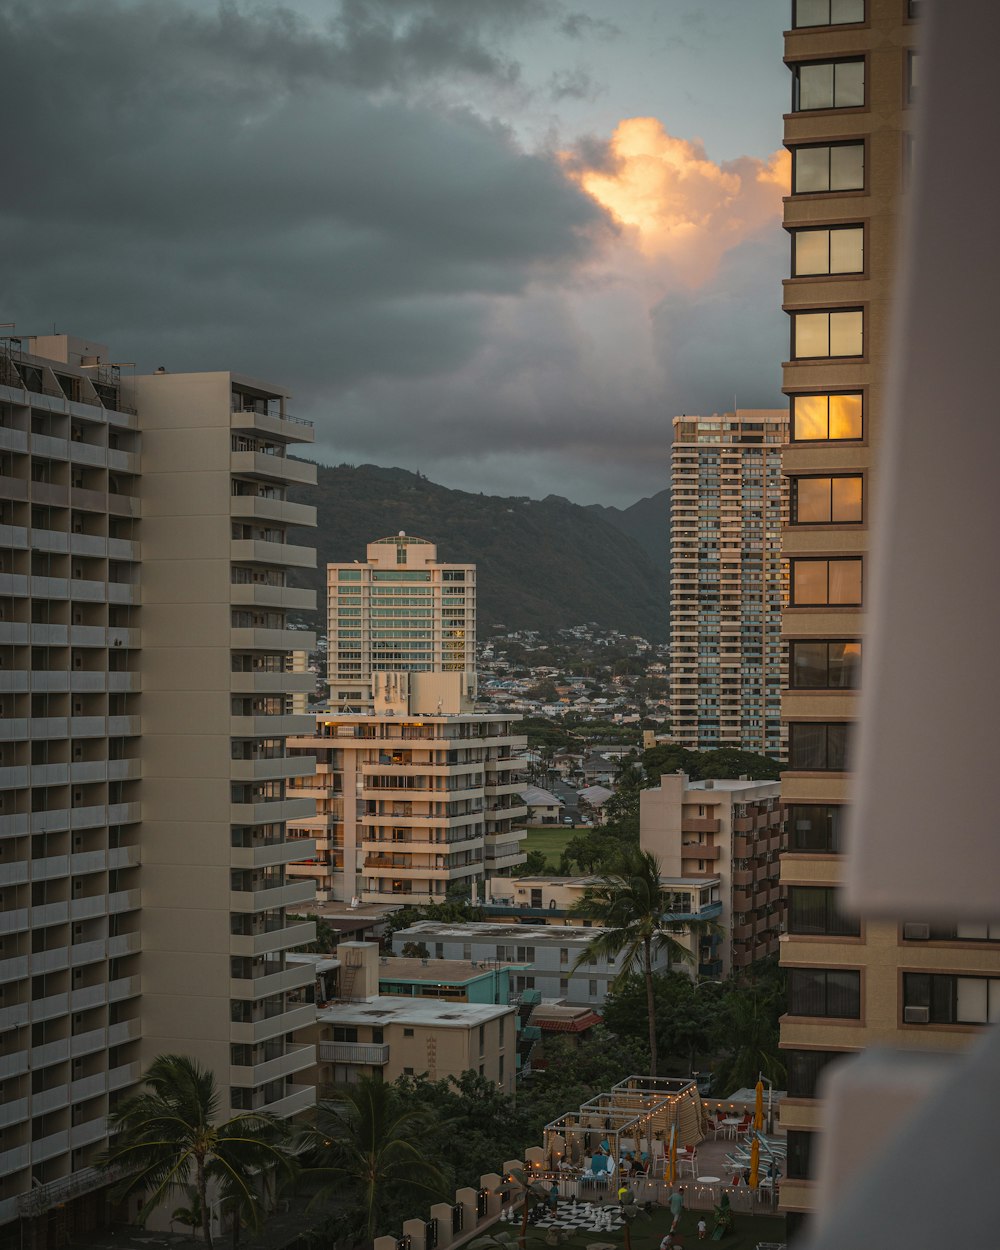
[570,847,706,1076]
[712,992,786,1094]
[297,1075,447,1242]
[101,1054,293,1247]
[494,1165,551,1250]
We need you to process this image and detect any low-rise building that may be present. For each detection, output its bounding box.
[640,774,784,976]
[521,784,562,824]
[390,920,676,1006]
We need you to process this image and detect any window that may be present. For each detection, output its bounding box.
[792,142,864,193]
[919,922,1000,942]
[338,570,362,581]
[793,0,865,25]
[791,640,861,689]
[403,1028,414,1037]
[788,968,861,1017]
[792,59,865,111]
[786,1130,817,1180]
[792,309,863,358]
[792,226,864,275]
[790,393,863,441]
[906,49,920,104]
[907,0,920,15]
[516,945,535,962]
[785,1049,849,1098]
[792,475,863,524]
[789,886,861,936]
[789,558,862,606]
[788,722,852,771]
[559,947,569,966]
[903,974,1000,1024]
[588,980,598,998]
[333,1027,358,1043]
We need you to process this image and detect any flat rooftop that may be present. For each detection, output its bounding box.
[375,956,518,982]
[394,920,608,943]
[318,996,513,1027]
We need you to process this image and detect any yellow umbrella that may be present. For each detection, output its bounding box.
[753,1079,764,1131]
[749,1135,760,1189]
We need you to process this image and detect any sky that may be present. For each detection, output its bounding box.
[0,0,791,506]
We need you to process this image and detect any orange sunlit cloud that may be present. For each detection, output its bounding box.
[565,117,789,286]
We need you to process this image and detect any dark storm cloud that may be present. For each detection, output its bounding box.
[0,0,607,388]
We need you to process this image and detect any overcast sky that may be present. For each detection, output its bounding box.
[1,0,790,505]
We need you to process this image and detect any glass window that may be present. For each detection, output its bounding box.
[791,640,861,688]
[789,886,861,936]
[785,1050,848,1099]
[788,968,861,1017]
[789,722,852,771]
[793,59,865,111]
[907,49,920,104]
[786,1130,817,1180]
[791,393,863,441]
[789,558,862,606]
[792,142,865,193]
[793,0,865,24]
[792,226,864,276]
[788,805,844,854]
[792,310,863,358]
[903,974,1000,1024]
[792,475,863,523]
[338,569,362,581]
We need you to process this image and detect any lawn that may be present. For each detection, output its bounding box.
[524,825,578,870]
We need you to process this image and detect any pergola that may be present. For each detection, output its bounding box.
[543,1075,707,1170]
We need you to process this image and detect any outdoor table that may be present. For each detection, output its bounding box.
[721,1118,743,1139]
[697,1175,722,1201]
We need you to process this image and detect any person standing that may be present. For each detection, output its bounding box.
[669,1188,684,1232]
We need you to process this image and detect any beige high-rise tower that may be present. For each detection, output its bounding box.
[0,334,320,1244]
[669,410,788,757]
[774,3,1000,1239]
[327,534,475,709]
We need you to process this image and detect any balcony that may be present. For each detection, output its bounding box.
[681,842,721,861]
[230,407,316,445]
[229,1003,315,1044]
[257,1084,315,1119]
[230,626,316,652]
[230,962,313,1000]
[230,494,316,527]
[231,837,315,869]
[229,878,314,912]
[230,919,315,957]
[319,1040,391,1065]
[230,538,316,570]
[230,450,316,486]
[230,712,315,738]
[230,1042,315,1089]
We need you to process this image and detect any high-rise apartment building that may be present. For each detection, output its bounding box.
[0,334,319,1243]
[327,534,475,709]
[287,672,526,905]
[772,4,995,1237]
[669,410,788,757]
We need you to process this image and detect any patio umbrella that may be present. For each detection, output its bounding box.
[668,1124,677,1186]
[748,1134,760,1189]
[753,1078,764,1131]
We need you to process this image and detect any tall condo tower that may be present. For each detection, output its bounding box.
[668,410,788,758]
[327,534,475,710]
[0,333,319,1243]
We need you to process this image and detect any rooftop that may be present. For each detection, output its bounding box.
[394,920,608,944]
[317,995,513,1027]
[375,956,517,983]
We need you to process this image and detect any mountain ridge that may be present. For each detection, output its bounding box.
[287,463,668,640]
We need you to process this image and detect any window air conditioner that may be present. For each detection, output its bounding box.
[903,1005,930,1024]
[903,922,931,940]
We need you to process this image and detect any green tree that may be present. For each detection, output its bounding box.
[298,1075,448,1241]
[101,1054,292,1248]
[569,848,696,1076]
[513,849,549,877]
[712,989,786,1094]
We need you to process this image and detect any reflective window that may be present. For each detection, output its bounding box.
[789,886,861,936]
[789,968,861,1017]
[789,722,852,771]
[788,804,844,853]
[792,475,863,523]
[791,393,863,441]
[792,142,864,194]
[792,226,864,275]
[789,557,862,606]
[786,1050,849,1098]
[793,0,865,24]
[903,974,1000,1024]
[792,309,863,358]
[791,640,861,688]
[793,59,865,110]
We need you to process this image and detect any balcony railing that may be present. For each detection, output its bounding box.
[319,1040,390,1065]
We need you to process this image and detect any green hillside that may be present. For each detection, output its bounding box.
[287,463,667,639]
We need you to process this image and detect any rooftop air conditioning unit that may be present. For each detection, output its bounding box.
[903,922,931,940]
[903,1005,930,1024]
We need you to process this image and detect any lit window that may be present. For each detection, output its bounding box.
[792,59,865,111]
[792,309,863,358]
[792,226,864,275]
[791,475,863,523]
[792,142,864,193]
[793,0,865,25]
[788,804,844,853]
[790,640,862,688]
[790,393,863,441]
[789,558,862,606]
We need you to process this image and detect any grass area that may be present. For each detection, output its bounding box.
[524,825,578,870]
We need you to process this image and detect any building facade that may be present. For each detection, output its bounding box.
[327,534,475,709]
[641,775,784,976]
[0,334,318,1241]
[669,410,788,757]
[770,2,997,1233]
[286,680,527,906]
